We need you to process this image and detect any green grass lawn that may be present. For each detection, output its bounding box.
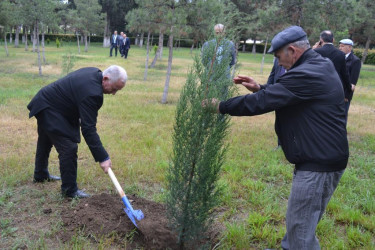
[0,43,374,249]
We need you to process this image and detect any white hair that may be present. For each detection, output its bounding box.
[283,39,310,55]
[103,65,127,84]
[214,24,225,33]
[290,39,311,50]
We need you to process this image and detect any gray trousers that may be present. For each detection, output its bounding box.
[281,169,345,250]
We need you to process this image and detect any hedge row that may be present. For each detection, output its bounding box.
[3,32,375,65]
[239,42,271,53]
[6,33,104,43]
[353,50,375,65]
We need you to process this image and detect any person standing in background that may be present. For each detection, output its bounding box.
[123,33,131,59]
[313,30,352,121]
[118,32,125,57]
[339,39,362,120]
[110,30,119,57]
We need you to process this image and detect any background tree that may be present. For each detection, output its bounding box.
[350,0,375,64]
[0,0,15,56]
[99,0,136,47]
[186,0,223,53]
[18,0,56,75]
[160,0,189,104]
[75,0,104,52]
[126,0,157,81]
[230,0,265,54]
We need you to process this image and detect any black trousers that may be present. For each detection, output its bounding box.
[110,43,118,56]
[124,48,129,58]
[35,125,78,195]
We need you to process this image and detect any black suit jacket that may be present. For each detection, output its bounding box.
[27,67,108,162]
[123,37,131,49]
[266,58,285,85]
[315,44,352,99]
[346,52,362,100]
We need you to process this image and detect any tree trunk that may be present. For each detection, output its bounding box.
[140,32,144,48]
[4,32,9,57]
[135,35,139,46]
[158,31,164,59]
[24,26,28,51]
[190,42,194,54]
[36,21,42,76]
[252,38,256,54]
[32,25,37,52]
[361,37,371,64]
[42,31,46,64]
[103,15,110,47]
[9,27,12,44]
[144,29,151,81]
[150,50,158,68]
[151,34,154,45]
[77,33,81,54]
[150,31,164,68]
[260,35,268,74]
[242,41,246,52]
[84,34,88,52]
[81,35,84,44]
[15,26,20,48]
[89,34,91,46]
[161,31,174,104]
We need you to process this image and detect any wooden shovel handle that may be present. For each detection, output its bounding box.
[108,168,125,198]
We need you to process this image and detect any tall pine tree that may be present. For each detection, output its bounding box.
[166,32,235,249]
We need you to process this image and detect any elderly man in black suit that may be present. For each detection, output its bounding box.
[28,65,127,198]
[118,32,125,57]
[122,33,131,59]
[109,30,120,57]
[339,38,362,119]
[313,31,352,120]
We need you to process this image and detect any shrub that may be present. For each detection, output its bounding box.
[153,45,158,55]
[46,38,50,44]
[353,50,375,65]
[61,51,76,75]
[56,38,60,48]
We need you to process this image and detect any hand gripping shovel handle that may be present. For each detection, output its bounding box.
[107,168,144,227]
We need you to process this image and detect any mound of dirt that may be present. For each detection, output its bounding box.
[59,193,180,249]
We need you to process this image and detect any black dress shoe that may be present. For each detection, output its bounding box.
[33,175,61,183]
[65,189,91,199]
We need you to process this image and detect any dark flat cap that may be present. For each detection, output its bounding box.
[268,26,307,53]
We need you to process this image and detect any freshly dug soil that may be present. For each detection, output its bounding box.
[59,193,180,249]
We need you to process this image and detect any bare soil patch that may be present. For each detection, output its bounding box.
[59,193,179,249]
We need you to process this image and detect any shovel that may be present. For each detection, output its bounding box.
[107,168,144,227]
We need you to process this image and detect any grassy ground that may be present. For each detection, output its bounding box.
[0,42,374,249]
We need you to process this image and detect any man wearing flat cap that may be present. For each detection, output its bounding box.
[339,39,362,119]
[202,26,348,249]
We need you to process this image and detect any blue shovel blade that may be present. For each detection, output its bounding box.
[124,207,138,227]
[121,196,144,228]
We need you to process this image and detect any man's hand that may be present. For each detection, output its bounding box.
[312,41,321,49]
[233,75,261,93]
[351,84,355,92]
[100,159,112,173]
[201,98,220,113]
